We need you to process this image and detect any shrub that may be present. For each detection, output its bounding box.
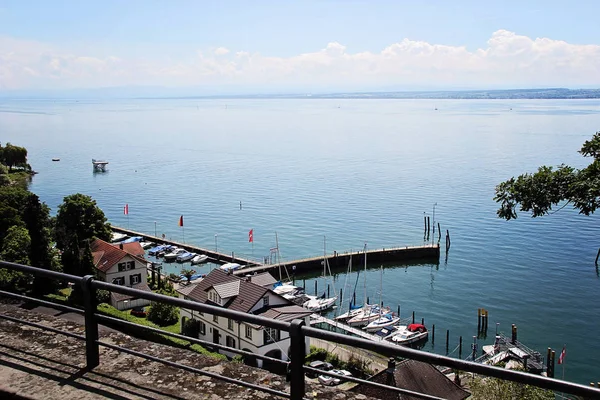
[147,290,179,326]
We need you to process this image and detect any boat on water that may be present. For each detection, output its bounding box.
[180,272,205,282]
[111,233,128,243]
[220,262,242,272]
[92,159,109,172]
[120,236,143,244]
[157,245,176,257]
[163,248,185,261]
[176,251,196,263]
[388,323,428,345]
[52,158,60,162]
[303,237,337,312]
[191,254,209,264]
[148,244,167,256]
[140,241,155,250]
[364,313,401,332]
[347,305,388,327]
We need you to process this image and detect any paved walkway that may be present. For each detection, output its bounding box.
[0,302,373,400]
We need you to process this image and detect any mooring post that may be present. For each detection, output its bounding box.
[421,317,424,325]
[596,248,600,265]
[471,336,477,360]
[397,304,400,317]
[546,348,552,377]
[327,284,330,298]
[339,288,342,302]
[314,280,318,295]
[412,311,415,324]
[367,296,370,304]
[511,324,517,344]
[484,310,489,331]
[446,230,451,252]
[459,336,463,358]
[424,215,427,234]
[432,324,435,344]
[353,292,356,305]
[477,309,481,332]
[446,329,450,353]
[303,278,306,289]
[427,217,431,236]
[437,223,441,242]
[550,350,556,378]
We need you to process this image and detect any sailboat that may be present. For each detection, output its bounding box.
[270,234,310,304]
[334,254,365,321]
[364,266,400,331]
[303,236,338,312]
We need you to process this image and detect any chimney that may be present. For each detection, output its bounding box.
[386,357,396,386]
[246,276,252,282]
[119,243,123,250]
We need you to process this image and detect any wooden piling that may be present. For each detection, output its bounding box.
[339,288,342,303]
[459,336,462,358]
[446,230,451,252]
[446,330,450,353]
[437,223,441,242]
[550,350,556,378]
[421,317,424,325]
[314,280,318,295]
[596,248,600,266]
[367,296,370,304]
[432,324,435,344]
[511,324,517,344]
[397,304,400,318]
[327,284,330,298]
[303,278,306,289]
[484,310,489,331]
[546,348,552,378]
[353,292,356,305]
[424,215,427,234]
[412,311,415,324]
[427,217,431,236]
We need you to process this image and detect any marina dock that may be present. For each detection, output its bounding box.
[111,226,440,275]
[309,314,385,341]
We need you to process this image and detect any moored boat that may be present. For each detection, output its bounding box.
[220,262,242,272]
[191,254,209,264]
[164,248,185,261]
[388,323,428,345]
[111,233,128,243]
[364,313,401,332]
[176,251,196,263]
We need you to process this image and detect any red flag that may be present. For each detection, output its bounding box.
[248,229,254,243]
[178,215,184,227]
[124,204,129,215]
[558,345,566,364]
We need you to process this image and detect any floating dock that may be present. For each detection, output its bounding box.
[111,226,440,274]
[310,314,386,341]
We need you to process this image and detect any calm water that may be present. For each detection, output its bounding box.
[2,98,600,384]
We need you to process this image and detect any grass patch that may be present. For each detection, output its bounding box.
[96,303,225,360]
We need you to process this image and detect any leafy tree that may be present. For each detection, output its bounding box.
[0,226,31,265]
[0,164,10,187]
[180,269,196,283]
[55,193,111,251]
[147,289,179,326]
[0,143,28,172]
[67,241,97,305]
[495,131,600,220]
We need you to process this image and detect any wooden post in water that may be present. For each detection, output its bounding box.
[446,230,451,252]
[484,310,489,332]
[367,296,370,304]
[427,217,431,238]
[327,284,330,298]
[421,317,424,325]
[339,288,342,303]
[546,348,552,378]
[437,223,441,242]
[315,280,318,295]
[550,350,556,378]
[353,292,356,305]
[596,248,600,265]
[397,304,400,318]
[477,309,482,332]
[412,311,415,324]
[459,336,462,358]
[446,329,450,353]
[511,324,517,344]
[432,324,435,344]
[303,278,306,289]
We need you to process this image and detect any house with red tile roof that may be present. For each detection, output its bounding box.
[177,269,312,372]
[91,238,151,310]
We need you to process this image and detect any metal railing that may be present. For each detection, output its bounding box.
[0,260,599,400]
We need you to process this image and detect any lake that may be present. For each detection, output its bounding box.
[2,97,600,384]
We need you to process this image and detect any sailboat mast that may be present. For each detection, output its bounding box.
[275,232,281,281]
[363,243,367,308]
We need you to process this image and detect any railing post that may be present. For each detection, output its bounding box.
[289,319,306,400]
[82,275,99,370]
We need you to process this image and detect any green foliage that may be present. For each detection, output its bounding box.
[469,372,555,400]
[305,346,329,363]
[1,226,31,265]
[147,290,180,326]
[0,164,10,187]
[54,193,111,251]
[96,289,111,304]
[495,131,600,219]
[0,143,28,172]
[232,355,244,363]
[180,269,196,283]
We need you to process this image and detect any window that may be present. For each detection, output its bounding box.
[130,274,141,285]
[245,325,253,339]
[112,277,125,285]
[226,336,236,348]
[213,314,218,323]
[228,319,233,330]
[264,327,280,344]
[118,263,126,272]
[263,297,269,306]
[126,261,135,270]
[199,321,206,335]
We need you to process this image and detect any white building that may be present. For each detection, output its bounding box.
[178,269,311,372]
[91,238,152,310]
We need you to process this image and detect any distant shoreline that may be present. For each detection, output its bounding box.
[2,88,600,101]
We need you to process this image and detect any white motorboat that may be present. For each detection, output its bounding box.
[140,241,155,250]
[388,323,428,345]
[346,306,383,327]
[176,251,196,263]
[191,254,209,264]
[111,233,128,243]
[163,248,185,261]
[220,262,242,272]
[273,282,300,296]
[364,313,401,332]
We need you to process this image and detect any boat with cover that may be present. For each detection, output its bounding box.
[163,248,186,261]
[111,233,128,243]
[140,241,155,250]
[120,236,143,244]
[148,245,168,256]
[176,251,196,262]
[157,245,176,257]
[220,262,242,272]
[387,323,428,345]
[303,236,337,312]
[364,313,401,332]
[191,254,209,264]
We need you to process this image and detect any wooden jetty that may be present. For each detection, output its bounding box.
[111,226,260,267]
[111,226,440,274]
[309,314,384,341]
[233,244,440,276]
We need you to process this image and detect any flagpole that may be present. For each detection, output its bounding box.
[182,225,185,244]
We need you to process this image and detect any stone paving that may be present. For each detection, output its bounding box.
[0,302,373,400]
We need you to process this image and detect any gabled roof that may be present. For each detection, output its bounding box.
[248,272,277,288]
[119,242,146,259]
[259,305,312,322]
[91,238,147,273]
[187,269,268,314]
[110,282,152,303]
[212,280,240,299]
[177,283,199,297]
[352,359,469,400]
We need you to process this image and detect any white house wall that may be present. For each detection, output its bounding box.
[104,255,148,287]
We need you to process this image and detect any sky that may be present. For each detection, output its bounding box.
[1,0,600,93]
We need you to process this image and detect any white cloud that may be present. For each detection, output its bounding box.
[213,47,230,56]
[1,30,600,91]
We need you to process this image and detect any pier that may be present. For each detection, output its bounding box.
[309,314,384,341]
[111,226,440,275]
